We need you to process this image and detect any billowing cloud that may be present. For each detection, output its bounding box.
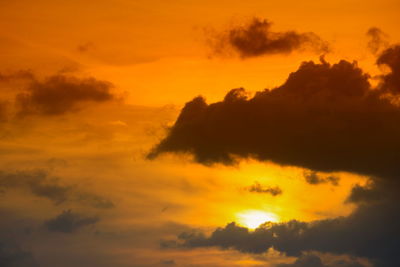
[209,18,329,58]
[0,169,114,209]
[163,186,400,266]
[247,182,282,196]
[153,45,400,267]
[303,171,339,186]
[377,45,400,94]
[44,210,99,233]
[16,74,114,116]
[149,45,400,182]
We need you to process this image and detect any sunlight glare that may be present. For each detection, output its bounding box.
[237,210,279,229]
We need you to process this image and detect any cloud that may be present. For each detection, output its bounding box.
[377,45,400,94]
[153,45,400,267]
[0,169,114,209]
[0,70,35,82]
[247,182,282,196]
[303,171,339,186]
[277,254,365,267]
[366,27,389,54]
[16,74,114,116]
[164,189,400,266]
[44,210,99,233]
[149,45,400,182]
[0,242,39,267]
[161,165,400,265]
[209,18,329,58]
[345,180,392,205]
[77,42,95,53]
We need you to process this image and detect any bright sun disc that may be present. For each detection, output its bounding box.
[237,210,279,229]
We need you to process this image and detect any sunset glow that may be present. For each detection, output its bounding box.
[237,210,279,229]
[0,1,399,267]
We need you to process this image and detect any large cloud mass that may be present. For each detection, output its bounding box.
[149,46,400,181]
[164,187,400,266]
[153,45,400,267]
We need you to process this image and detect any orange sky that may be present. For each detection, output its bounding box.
[0,1,399,267]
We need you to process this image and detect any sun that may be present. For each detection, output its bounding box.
[237,210,279,229]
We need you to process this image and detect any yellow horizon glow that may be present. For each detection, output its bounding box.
[237,210,279,229]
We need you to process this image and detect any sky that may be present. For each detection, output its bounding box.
[0,1,399,267]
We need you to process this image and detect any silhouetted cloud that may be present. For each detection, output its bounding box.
[377,45,400,94]
[209,18,329,58]
[0,242,39,267]
[345,181,391,205]
[162,164,400,266]
[366,27,389,54]
[277,254,365,267]
[0,169,114,208]
[154,45,400,267]
[247,182,282,196]
[16,74,114,116]
[163,186,400,266]
[44,210,99,233]
[303,171,339,186]
[149,45,400,182]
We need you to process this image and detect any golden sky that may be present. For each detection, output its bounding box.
[0,1,399,267]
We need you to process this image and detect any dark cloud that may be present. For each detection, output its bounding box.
[0,242,39,267]
[149,45,400,182]
[44,210,99,233]
[0,169,114,209]
[162,167,400,265]
[277,254,365,267]
[247,182,282,196]
[0,169,70,204]
[366,27,389,54]
[164,189,400,266]
[345,180,392,205]
[377,45,400,94]
[303,171,339,186]
[16,74,114,116]
[279,254,325,267]
[209,18,329,58]
[77,42,95,53]
[0,70,35,83]
[153,45,400,267]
